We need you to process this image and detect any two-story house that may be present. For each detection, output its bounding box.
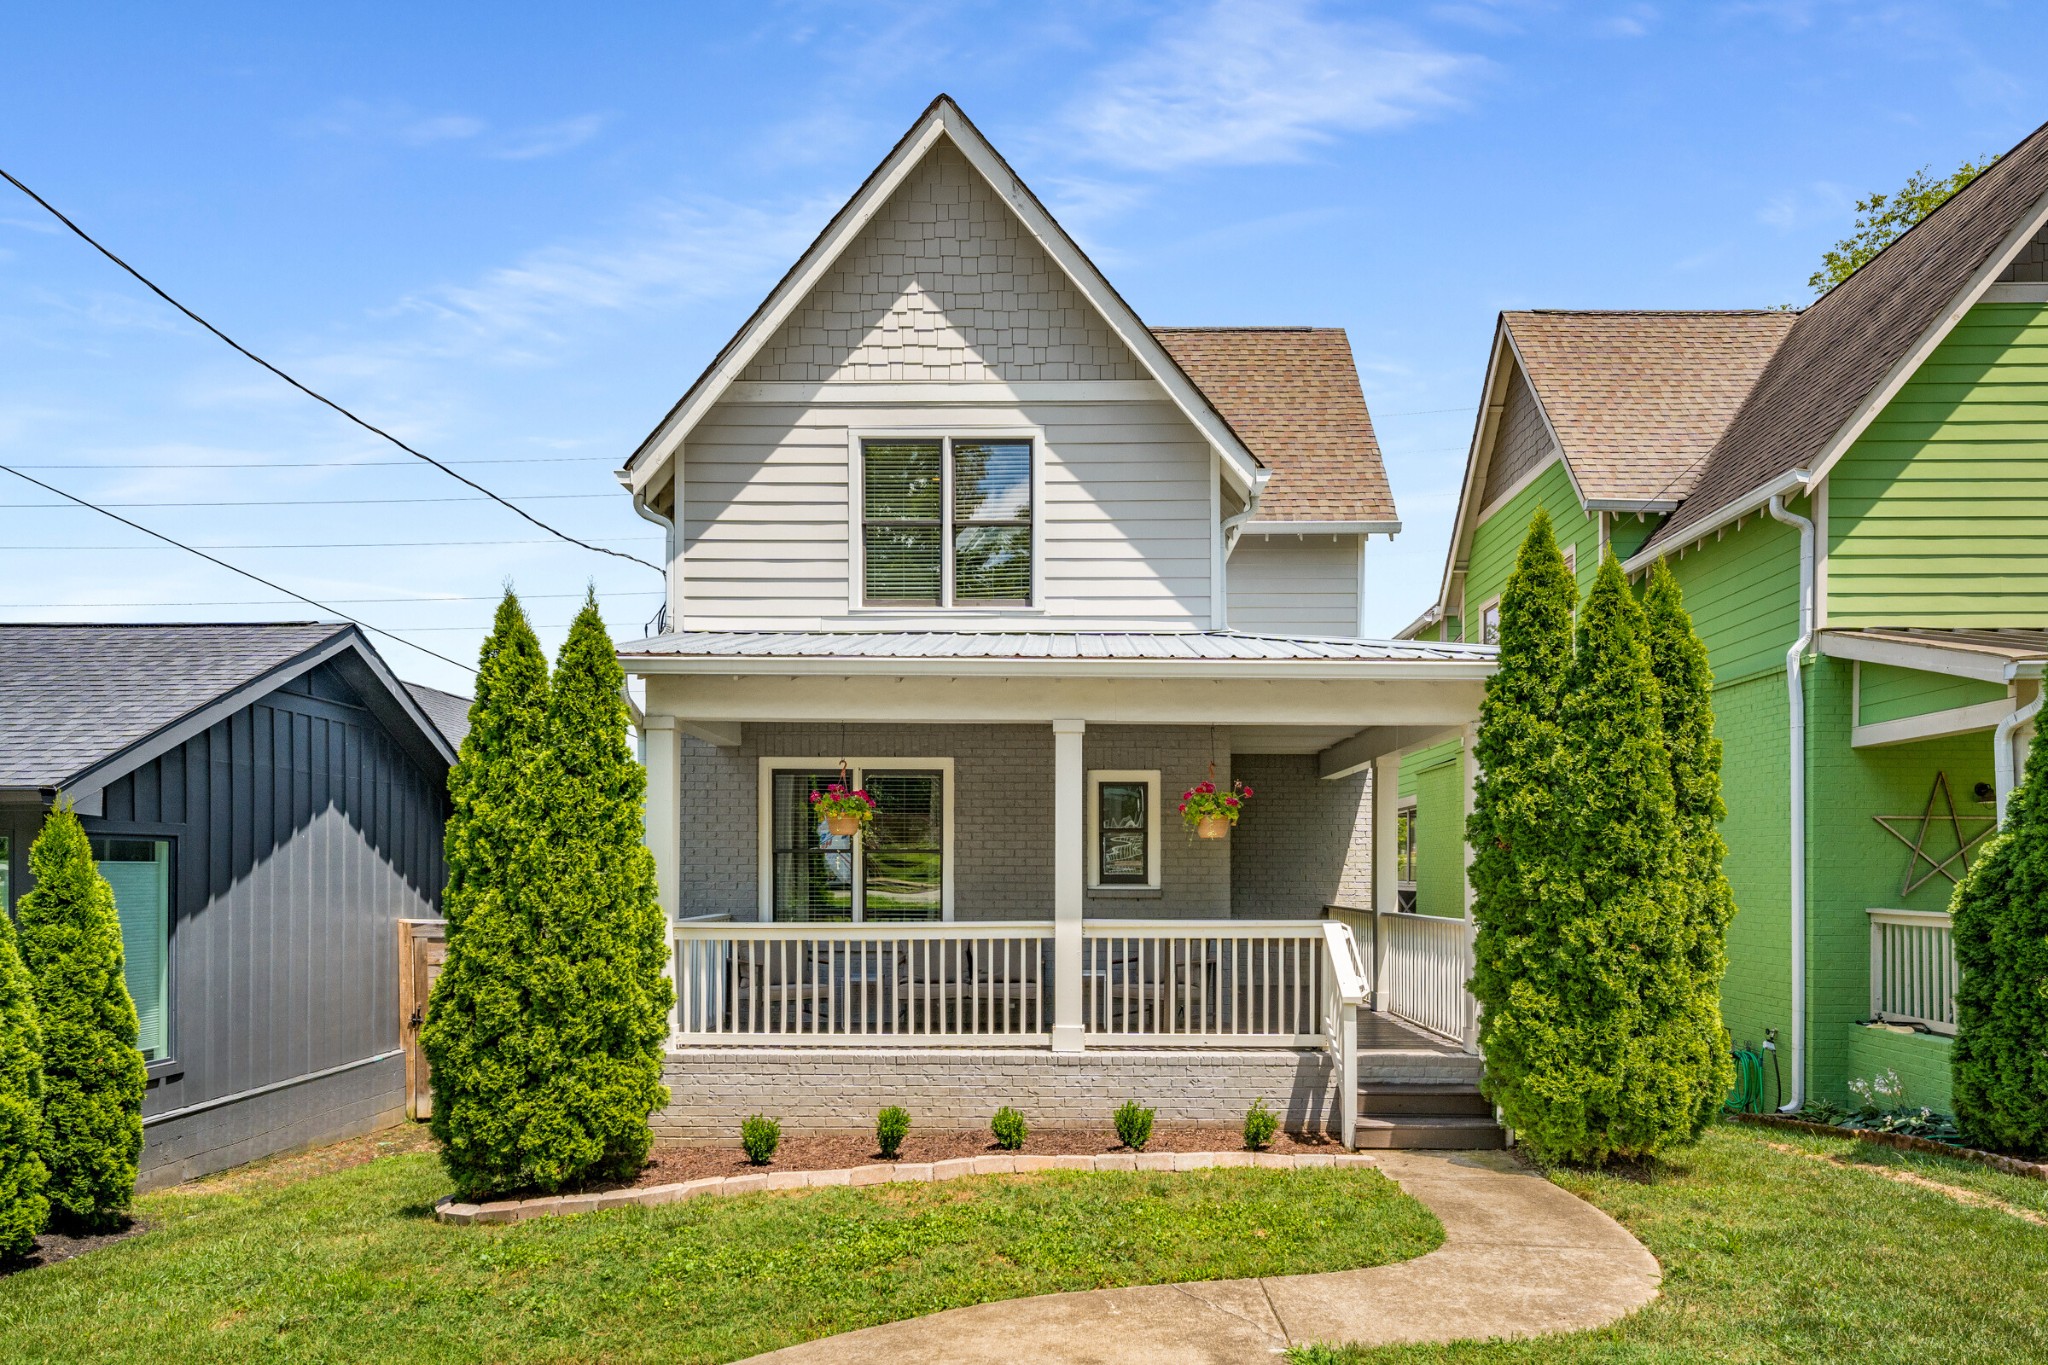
[612,97,1500,1148]
[1401,115,2048,1115]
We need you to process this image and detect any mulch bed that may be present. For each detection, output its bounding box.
[625,1125,1344,1188]
[1728,1112,2048,1183]
[0,1220,148,1280]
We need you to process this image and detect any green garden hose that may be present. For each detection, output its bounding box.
[1726,1047,1768,1114]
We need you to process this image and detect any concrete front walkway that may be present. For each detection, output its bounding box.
[742,1149,1661,1364]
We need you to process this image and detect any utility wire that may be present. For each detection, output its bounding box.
[0,536,660,550]
[0,464,475,673]
[5,454,617,470]
[0,492,615,509]
[0,164,661,575]
[0,590,660,609]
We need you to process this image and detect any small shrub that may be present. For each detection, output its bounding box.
[876,1106,911,1159]
[1113,1100,1154,1151]
[1243,1098,1279,1151]
[990,1106,1028,1151]
[740,1115,781,1165]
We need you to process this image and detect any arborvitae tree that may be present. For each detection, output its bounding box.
[440,590,551,931]
[1468,510,1580,1139]
[1516,553,1690,1164]
[0,903,48,1260]
[16,802,145,1230]
[1641,561,1737,1139]
[1952,723,2048,1157]
[421,592,553,1197]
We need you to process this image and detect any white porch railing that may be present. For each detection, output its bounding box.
[1373,908,1478,1051]
[1081,921,1333,1046]
[1868,908,1958,1036]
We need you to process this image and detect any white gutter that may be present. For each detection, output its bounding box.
[1220,473,1267,556]
[1622,468,1813,575]
[1994,690,2044,825]
[619,471,677,633]
[1766,488,1815,1114]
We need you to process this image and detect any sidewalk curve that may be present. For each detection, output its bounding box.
[739,1149,1661,1364]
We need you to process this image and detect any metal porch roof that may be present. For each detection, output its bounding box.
[616,629,1496,665]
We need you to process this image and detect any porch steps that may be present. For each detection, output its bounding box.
[1354,1082,1506,1150]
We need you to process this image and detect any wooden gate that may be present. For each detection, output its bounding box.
[397,919,448,1120]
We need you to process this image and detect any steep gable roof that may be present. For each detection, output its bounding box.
[1643,116,2048,555]
[623,95,1265,499]
[1505,310,1797,506]
[1151,327,1398,526]
[0,622,455,797]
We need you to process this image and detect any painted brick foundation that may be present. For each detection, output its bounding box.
[656,1047,1348,1140]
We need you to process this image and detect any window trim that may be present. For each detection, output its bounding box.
[847,424,1045,614]
[1395,798,1418,914]
[1086,770,1160,890]
[756,756,957,922]
[1473,596,1502,646]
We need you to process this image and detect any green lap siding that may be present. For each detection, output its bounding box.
[1856,662,2008,726]
[1460,459,1597,638]
[1829,301,2048,626]
[1664,507,1804,683]
[1399,738,1466,919]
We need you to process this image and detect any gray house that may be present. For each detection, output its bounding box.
[0,623,463,1186]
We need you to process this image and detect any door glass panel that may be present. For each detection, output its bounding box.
[770,771,852,922]
[860,770,943,922]
[92,836,169,1060]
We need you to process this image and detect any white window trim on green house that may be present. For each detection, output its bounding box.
[1085,769,1159,890]
[756,756,957,922]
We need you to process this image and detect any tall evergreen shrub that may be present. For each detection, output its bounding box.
[1641,561,1737,1137]
[1952,723,2048,1157]
[1467,511,1579,1142]
[0,902,48,1260]
[16,802,145,1230]
[440,591,551,931]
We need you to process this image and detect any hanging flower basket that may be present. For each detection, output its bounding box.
[1180,780,1253,840]
[810,782,875,837]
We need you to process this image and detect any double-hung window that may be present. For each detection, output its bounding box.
[1087,771,1159,889]
[862,437,1032,606]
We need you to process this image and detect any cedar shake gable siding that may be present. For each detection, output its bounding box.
[1504,310,1797,507]
[1151,327,1396,524]
[1645,116,2048,554]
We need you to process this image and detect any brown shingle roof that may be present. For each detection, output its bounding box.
[1151,327,1397,524]
[1504,310,1798,506]
[1645,118,2048,554]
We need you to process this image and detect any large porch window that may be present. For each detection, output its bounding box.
[764,761,951,922]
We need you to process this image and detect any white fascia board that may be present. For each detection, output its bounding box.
[1622,468,1811,574]
[1816,631,2038,684]
[620,654,1497,683]
[1583,497,1681,513]
[1393,604,1441,641]
[1427,321,1516,622]
[1852,697,2016,749]
[1805,185,2048,489]
[1241,519,1403,535]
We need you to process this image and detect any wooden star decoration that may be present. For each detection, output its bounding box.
[1873,770,1998,897]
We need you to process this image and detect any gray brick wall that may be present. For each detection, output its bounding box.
[675,723,1241,921]
[1229,754,1373,918]
[655,1046,1343,1139]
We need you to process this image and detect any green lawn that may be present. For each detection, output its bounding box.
[1293,1121,2048,1365]
[0,1133,1439,1365]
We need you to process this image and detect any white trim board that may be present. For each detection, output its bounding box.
[1852,697,2015,749]
[1818,631,2048,684]
[754,756,958,922]
[724,380,1167,405]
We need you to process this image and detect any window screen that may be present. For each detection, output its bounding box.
[863,437,1031,606]
[92,836,170,1060]
[1097,781,1149,885]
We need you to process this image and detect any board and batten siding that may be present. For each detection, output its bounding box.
[679,396,1217,628]
[85,665,447,1186]
[1227,533,1361,636]
[1829,300,2048,626]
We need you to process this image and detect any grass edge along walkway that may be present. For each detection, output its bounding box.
[0,1132,1440,1365]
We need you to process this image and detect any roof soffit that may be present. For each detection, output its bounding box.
[625,97,1264,498]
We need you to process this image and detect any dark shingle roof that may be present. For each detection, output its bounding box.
[1503,311,1797,505]
[1645,118,2048,553]
[405,683,474,750]
[0,622,347,789]
[1150,327,1397,523]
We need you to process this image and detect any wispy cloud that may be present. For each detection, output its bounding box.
[298,100,611,160]
[1598,4,1658,38]
[492,113,611,161]
[1062,0,1483,170]
[1755,181,1854,232]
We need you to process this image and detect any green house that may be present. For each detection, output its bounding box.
[1401,120,2048,1114]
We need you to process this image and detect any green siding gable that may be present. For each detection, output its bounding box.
[1830,301,2048,627]
[1856,662,2008,727]
[1461,458,1596,638]
[1663,508,1803,683]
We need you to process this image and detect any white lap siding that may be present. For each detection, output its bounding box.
[1226,534,1362,637]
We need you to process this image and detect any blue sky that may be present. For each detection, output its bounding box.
[2,1,2042,692]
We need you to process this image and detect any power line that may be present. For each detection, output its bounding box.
[4,454,617,470]
[0,463,475,673]
[0,492,615,509]
[0,163,660,575]
[0,590,660,608]
[0,536,660,550]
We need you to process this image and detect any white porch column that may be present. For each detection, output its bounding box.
[1372,751,1398,1013]
[1053,718,1087,1052]
[641,715,681,924]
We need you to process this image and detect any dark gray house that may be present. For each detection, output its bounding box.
[0,623,464,1187]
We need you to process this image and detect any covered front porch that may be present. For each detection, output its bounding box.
[625,630,1495,1145]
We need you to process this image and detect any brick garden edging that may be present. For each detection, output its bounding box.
[435,1150,1380,1225]
[1727,1112,2048,1182]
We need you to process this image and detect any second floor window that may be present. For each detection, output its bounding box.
[863,437,1032,606]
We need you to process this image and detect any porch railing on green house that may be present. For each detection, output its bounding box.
[1867,908,1959,1036]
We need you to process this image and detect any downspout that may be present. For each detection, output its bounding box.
[1994,684,2044,825]
[1766,489,1814,1114]
[620,471,677,635]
